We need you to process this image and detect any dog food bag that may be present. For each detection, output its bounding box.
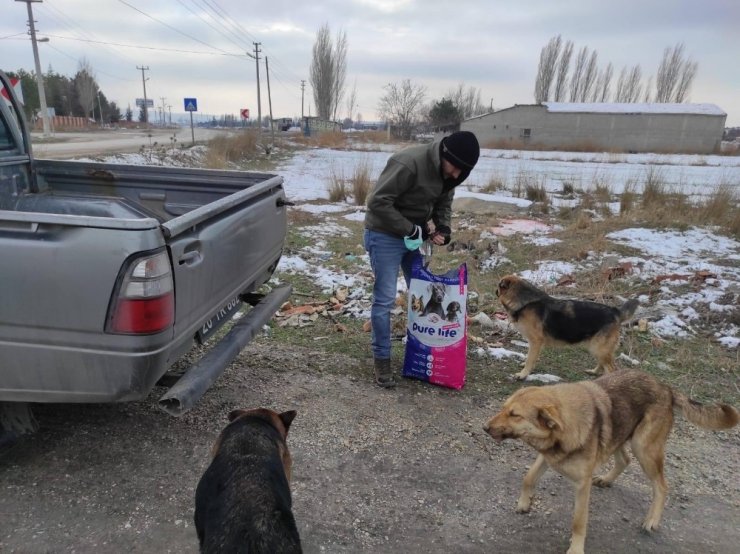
[403,257,468,389]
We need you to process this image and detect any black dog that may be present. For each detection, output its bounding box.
[445,301,461,322]
[421,282,447,318]
[194,408,302,554]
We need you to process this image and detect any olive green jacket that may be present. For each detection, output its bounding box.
[365,138,459,238]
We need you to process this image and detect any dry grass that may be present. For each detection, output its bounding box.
[481,172,507,193]
[700,183,740,236]
[204,131,259,168]
[327,165,348,202]
[525,181,547,202]
[620,180,638,215]
[350,159,373,206]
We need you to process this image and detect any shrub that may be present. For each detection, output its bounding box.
[351,159,373,206]
[327,166,347,202]
[206,130,259,167]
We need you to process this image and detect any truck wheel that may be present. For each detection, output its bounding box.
[0,402,39,450]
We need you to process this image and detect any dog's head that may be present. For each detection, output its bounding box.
[222,408,297,480]
[496,274,549,313]
[483,388,563,450]
[428,282,446,303]
[446,301,461,319]
[411,294,424,313]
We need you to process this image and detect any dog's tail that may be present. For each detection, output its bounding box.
[617,298,639,323]
[673,391,739,430]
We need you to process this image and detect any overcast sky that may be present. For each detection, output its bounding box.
[3,0,739,126]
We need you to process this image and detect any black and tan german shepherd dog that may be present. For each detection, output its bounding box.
[194,407,301,554]
[497,274,638,380]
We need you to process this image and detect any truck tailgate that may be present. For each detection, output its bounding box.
[163,176,287,350]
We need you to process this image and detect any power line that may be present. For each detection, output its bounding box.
[117,0,233,55]
[42,34,247,57]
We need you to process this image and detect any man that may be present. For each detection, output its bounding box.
[364,131,480,388]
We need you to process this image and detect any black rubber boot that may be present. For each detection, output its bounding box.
[373,358,396,388]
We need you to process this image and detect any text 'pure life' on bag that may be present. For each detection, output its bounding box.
[403,256,468,390]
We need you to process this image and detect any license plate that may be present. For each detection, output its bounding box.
[196,297,242,343]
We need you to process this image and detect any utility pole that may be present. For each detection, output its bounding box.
[253,42,262,142]
[300,80,305,119]
[265,57,275,151]
[167,105,172,126]
[17,0,50,136]
[97,89,103,126]
[137,65,150,125]
[160,96,167,127]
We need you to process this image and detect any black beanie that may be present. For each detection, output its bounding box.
[442,131,480,170]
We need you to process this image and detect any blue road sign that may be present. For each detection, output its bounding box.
[184,98,198,112]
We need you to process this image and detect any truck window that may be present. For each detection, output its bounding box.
[0,115,13,150]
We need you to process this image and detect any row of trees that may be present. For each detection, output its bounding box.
[8,58,123,124]
[534,36,698,104]
[308,24,488,139]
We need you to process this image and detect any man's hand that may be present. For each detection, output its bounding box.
[431,224,452,245]
[404,225,423,251]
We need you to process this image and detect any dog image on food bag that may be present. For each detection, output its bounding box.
[420,282,447,319]
[496,274,638,380]
[483,369,739,554]
[194,407,302,554]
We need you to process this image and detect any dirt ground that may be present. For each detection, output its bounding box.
[1,339,738,554]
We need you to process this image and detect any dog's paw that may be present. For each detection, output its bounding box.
[515,497,532,513]
[513,371,529,381]
[566,546,585,554]
[592,475,613,488]
[584,367,600,376]
[641,516,661,532]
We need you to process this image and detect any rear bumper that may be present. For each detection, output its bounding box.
[0,336,173,403]
[158,284,292,416]
[0,284,291,406]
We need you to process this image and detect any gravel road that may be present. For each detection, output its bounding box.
[1,339,738,553]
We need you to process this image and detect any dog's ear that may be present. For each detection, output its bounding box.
[537,405,563,431]
[279,410,298,432]
[227,409,249,422]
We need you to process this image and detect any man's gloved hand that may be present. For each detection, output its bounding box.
[403,224,423,251]
[433,224,452,245]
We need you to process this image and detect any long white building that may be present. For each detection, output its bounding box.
[461,103,727,154]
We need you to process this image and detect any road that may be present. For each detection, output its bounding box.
[30,126,235,159]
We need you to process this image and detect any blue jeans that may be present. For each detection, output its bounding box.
[364,229,418,359]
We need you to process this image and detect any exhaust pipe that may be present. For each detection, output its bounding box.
[158,284,291,416]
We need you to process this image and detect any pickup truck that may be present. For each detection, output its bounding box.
[0,70,291,440]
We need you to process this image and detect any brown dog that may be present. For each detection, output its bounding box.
[194,407,301,554]
[483,370,739,554]
[496,274,638,380]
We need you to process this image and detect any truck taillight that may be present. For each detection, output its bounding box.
[107,251,175,334]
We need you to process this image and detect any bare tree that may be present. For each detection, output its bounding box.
[624,64,643,103]
[594,62,613,102]
[580,50,599,102]
[74,58,97,119]
[345,79,357,122]
[332,29,348,121]
[377,79,427,139]
[534,35,562,102]
[643,76,653,103]
[674,59,697,102]
[656,42,698,102]
[569,46,589,101]
[614,66,628,102]
[309,24,348,120]
[447,82,486,119]
[613,64,642,102]
[553,40,573,101]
